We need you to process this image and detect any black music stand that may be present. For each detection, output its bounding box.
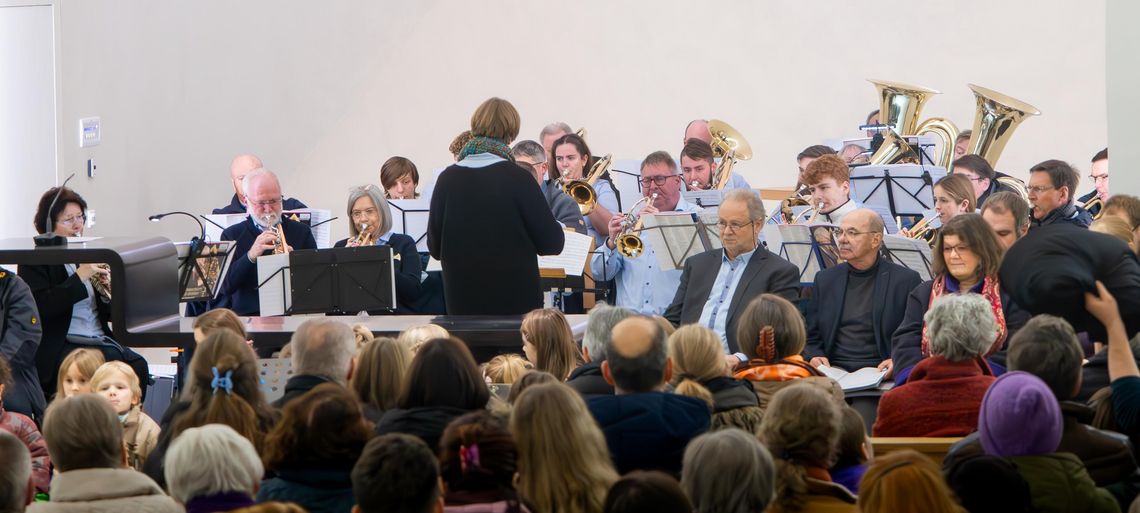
[176,240,234,302]
[257,247,396,315]
[880,235,934,281]
[388,199,431,251]
[762,224,840,284]
[850,164,947,218]
[637,213,721,271]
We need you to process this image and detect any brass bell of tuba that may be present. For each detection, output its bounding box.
[615,193,658,259]
[962,84,1040,202]
[706,120,752,190]
[563,153,613,216]
[867,79,960,169]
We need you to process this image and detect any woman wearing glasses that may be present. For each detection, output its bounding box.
[890,214,1029,384]
[334,185,422,313]
[550,133,622,244]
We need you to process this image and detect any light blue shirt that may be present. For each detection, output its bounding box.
[64,264,106,338]
[697,248,757,352]
[585,179,621,245]
[455,152,506,168]
[589,196,702,315]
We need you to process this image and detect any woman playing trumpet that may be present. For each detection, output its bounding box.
[899,174,976,239]
[551,133,621,244]
[334,184,423,313]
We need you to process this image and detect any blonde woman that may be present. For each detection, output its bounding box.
[520,308,579,381]
[351,337,413,423]
[511,382,618,513]
[396,323,449,353]
[670,325,763,434]
[483,354,532,384]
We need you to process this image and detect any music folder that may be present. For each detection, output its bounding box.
[257,246,396,316]
[881,234,935,281]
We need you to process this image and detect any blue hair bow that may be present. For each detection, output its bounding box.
[211,367,234,395]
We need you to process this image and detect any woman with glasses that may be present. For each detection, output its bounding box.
[551,133,622,244]
[334,185,422,313]
[890,213,1030,384]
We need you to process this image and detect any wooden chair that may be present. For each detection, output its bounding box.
[871,437,963,464]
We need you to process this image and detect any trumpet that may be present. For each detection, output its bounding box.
[778,183,813,224]
[1083,196,1105,221]
[563,154,613,216]
[348,223,373,247]
[90,263,111,301]
[262,214,290,255]
[615,193,658,259]
[903,216,941,246]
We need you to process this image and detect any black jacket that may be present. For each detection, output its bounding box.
[976,171,1021,207]
[804,259,921,362]
[566,361,614,397]
[212,194,308,215]
[1080,351,1140,403]
[271,374,337,409]
[586,392,710,476]
[0,269,46,422]
[333,233,422,313]
[375,405,471,451]
[428,160,564,315]
[1030,203,1094,229]
[665,247,800,354]
[210,215,318,316]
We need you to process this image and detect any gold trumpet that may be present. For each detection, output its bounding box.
[90,264,111,301]
[1084,197,1105,221]
[615,193,658,259]
[904,216,940,246]
[348,223,373,247]
[262,215,290,255]
[563,153,613,216]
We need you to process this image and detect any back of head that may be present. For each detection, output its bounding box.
[603,471,692,513]
[857,450,964,513]
[264,383,371,471]
[923,294,998,362]
[669,325,726,384]
[1090,216,1135,247]
[834,406,869,468]
[605,317,668,393]
[735,294,806,361]
[945,455,1033,513]
[0,430,31,511]
[483,354,532,385]
[506,370,558,405]
[193,307,248,340]
[400,337,490,410]
[1007,315,1083,400]
[582,303,635,363]
[470,97,520,143]
[397,324,450,354]
[796,144,837,162]
[291,318,355,383]
[759,383,842,512]
[954,154,996,180]
[1104,194,1140,228]
[682,429,775,513]
[521,308,578,381]
[176,328,267,447]
[353,433,441,513]
[165,424,263,504]
[511,140,547,163]
[978,371,1063,457]
[43,394,122,471]
[352,337,413,413]
[438,410,519,503]
[449,130,474,159]
[353,323,376,350]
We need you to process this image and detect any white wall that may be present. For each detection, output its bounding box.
[51,0,1108,243]
[1107,0,1139,196]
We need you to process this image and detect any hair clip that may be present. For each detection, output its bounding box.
[459,443,481,474]
[211,366,234,395]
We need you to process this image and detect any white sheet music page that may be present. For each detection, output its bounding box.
[388,198,432,252]
[202,213,247,241]
[283,208,333,249]
[882,234,934,281]
[537,230,593,277]
[257,253,291,317]
[641,212,708,271]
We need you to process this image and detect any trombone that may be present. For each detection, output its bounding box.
[614,193,658,259]
[563,153,613,216]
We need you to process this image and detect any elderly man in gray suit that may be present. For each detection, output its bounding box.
[664,189,800,366]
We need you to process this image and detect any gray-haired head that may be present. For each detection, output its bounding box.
[43,394,122,471]
[682,428,776,513]
[511,140,547,164]
[582,302,635,363]
[539,122,573,142]
[291,318,357,383]
[165,424,264,504]
[924,294,997,362]
[723,189,766,223]
[0,430,31,511]
[346,184,394,237]
[240,167,280,201]
[1007,314,1083,400]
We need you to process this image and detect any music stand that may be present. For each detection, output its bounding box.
[880,235,934,281]
[175,240,235,302]
[289,246,397,315]
[762,223,840,284]
[389,199,431,252]
[639,212,721,271]
[849,164,947,218]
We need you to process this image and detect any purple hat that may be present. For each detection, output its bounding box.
[977,371,1063,458]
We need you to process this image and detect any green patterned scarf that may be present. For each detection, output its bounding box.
[458,136,513,161]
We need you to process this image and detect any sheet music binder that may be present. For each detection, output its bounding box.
[175,240,235,302]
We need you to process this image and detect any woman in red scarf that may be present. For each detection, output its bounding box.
[891,214,1030,383]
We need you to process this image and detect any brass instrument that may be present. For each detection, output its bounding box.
[867,80,960,169]
[347,223,373,247]
[904,216,941,246]
[563,153,613,216]
[575,127,587,140]
[790,200,825,225]
[706,120,753,190]
[262,214,290,255]
[615,194,658,258]
[964,84,1040,202]
[779,185,812,224]
[89,264,111,301]
[1084,197,1105,220]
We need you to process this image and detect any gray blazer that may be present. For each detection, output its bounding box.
[544,182,587,234]
[664,247,801,354]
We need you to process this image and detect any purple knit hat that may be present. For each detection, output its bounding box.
[977,371,1063,457]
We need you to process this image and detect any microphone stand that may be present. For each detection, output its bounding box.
[34,173,77,247]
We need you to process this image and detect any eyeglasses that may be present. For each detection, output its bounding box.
[1026,185,1055,195]
[942,244,972,256]
[640,175,680,187]
[1089,174,1109,183]
[836,229,877,239]
[249,197,283,208]
[959,175,986,183]
[351,207,378,219]
[716,220,755,232]
[57,214,86,226]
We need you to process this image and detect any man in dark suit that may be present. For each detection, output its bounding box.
[212,154,307,214]
[664,189,800,364]
[804,209,921,376]
[212,168,317,316]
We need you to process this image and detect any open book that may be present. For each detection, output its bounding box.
[817,365,888,392]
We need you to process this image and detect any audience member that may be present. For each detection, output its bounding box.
[90,361,159,470]
[980,191,1031,249]
[164,424,264,513]
[1092,216,1138,254]
[732,294,844,409]
[0,268,46,423]
[483,354,532,385]
[352,336,413,423]
[53,347,104,400]
[1080,333,1140,403]
[567,304,632,397]
[259,383,371,513]
[438,410,529,512]
[669,325,763,434]
[856,450,966,513]
[0,430,32,513]
[1103,194,1140,243]
[511,382,617,513]
[0,356,49,494]
[874,294,998,437]
[760,383,858,513]
[602,471,692,513]
[587,317,710,475]
[376,337,490,450]
[830,406,871,494]
[352,324,375,350]
[398,324,450,353]
[274,318,357,408]
[975,371,1118,513]
[682,429,776,513]
[352,433,444,513]
[506,371,558,405]
[520,308,579,381]
[31,395,180,513]
[944,454,1033,513]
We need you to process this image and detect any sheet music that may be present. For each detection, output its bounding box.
[426,256,442,272]
[817,365,888,392]
[882,234,934,281]
[389,198,432,252]
[537,230,593,277]
[681,189,726,208]
[641,212,714,271]
[202,213,247,241]
[175,240,235,301]
[763,223,838,283]
[283,208,333,249]
[257,253,291,317]
[850,164,947,217]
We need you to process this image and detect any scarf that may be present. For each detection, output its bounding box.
[734,355,822,382]
[458,136,513,161]
[920,274,1007,358]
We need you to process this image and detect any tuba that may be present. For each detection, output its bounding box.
[563,153,613,216]
[706,120,752,190]
[963,84,1040,202]
[866,80,960,169]
[614,194,658,259]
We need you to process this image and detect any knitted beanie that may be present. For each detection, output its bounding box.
[977,371,1062,457]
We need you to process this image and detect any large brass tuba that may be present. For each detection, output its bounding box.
[963,84,1040,201]
[614,194,657,258]
[706,120,752,190]
[563,153,613,216]
[867,80,960,169]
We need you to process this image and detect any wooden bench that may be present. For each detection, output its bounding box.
[871,437,962,463]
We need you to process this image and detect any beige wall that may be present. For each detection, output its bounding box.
[1107,0,1139,196]
[54,0,1107,243]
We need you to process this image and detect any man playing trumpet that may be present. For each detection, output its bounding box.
[212,168,317,316]
[802,154,860,226]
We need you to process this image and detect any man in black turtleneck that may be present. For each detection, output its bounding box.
[804,209,921,376]
[1028,159,1093,229]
